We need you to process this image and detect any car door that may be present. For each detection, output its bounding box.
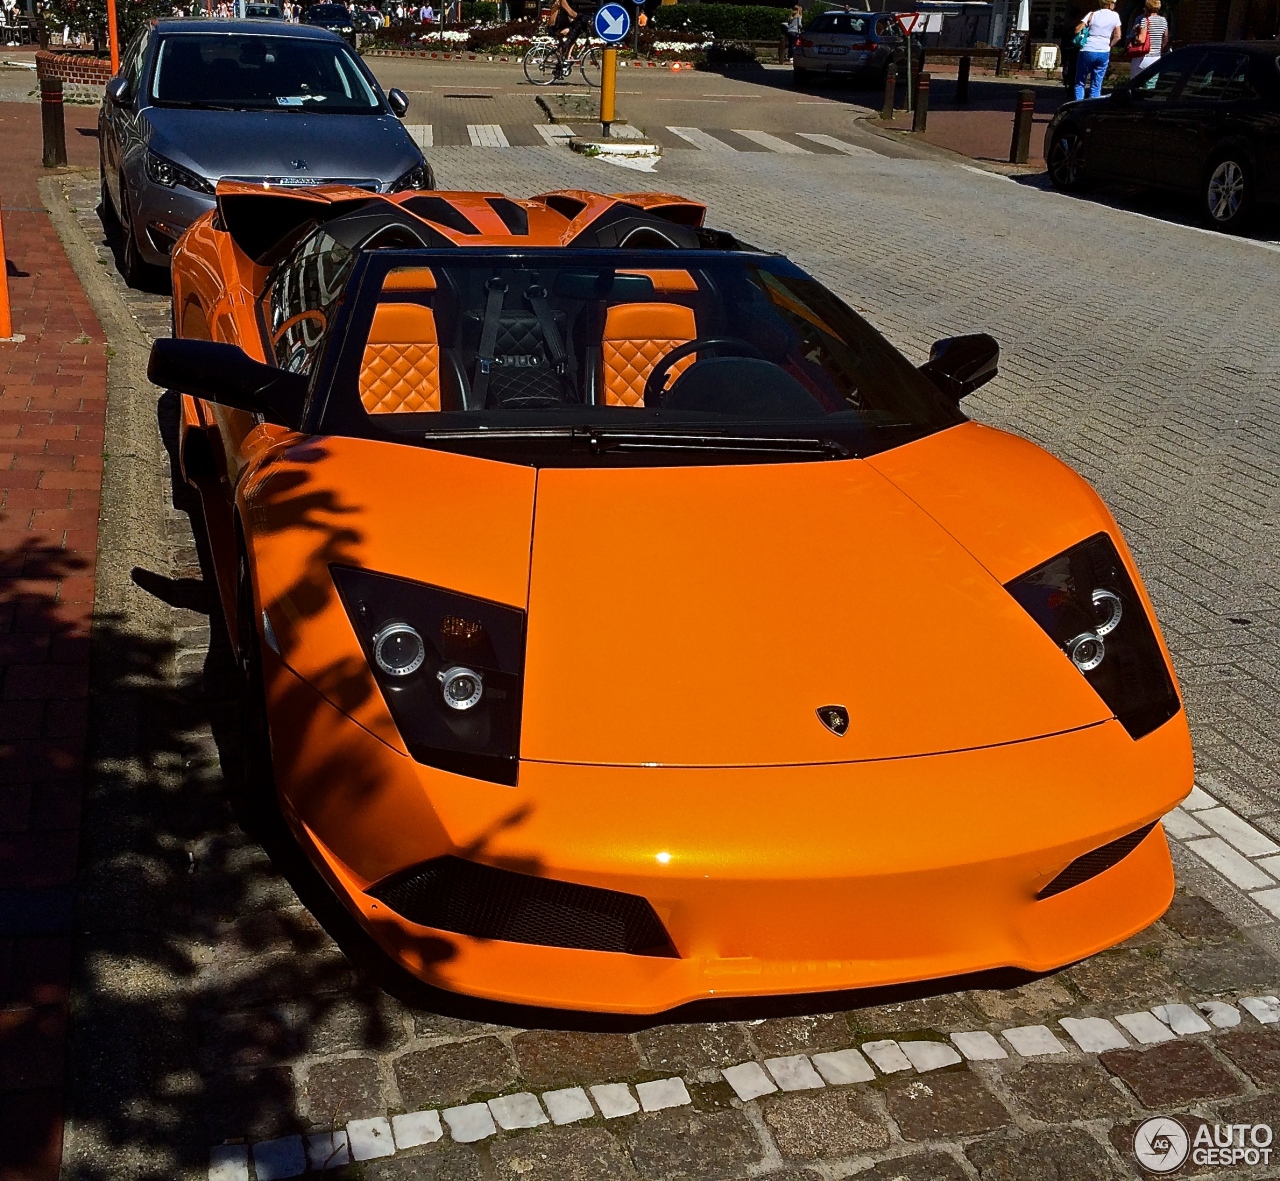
[1085,49,1192,181]
[1145,50,1254,191]
[101,28,150,212]
[213,226,356,497]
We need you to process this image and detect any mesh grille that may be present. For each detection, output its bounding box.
[369,856,678,957]
[1038,822,1157,900]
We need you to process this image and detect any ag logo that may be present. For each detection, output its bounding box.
[1134,1117,1190,1173]
[817,705,849,736]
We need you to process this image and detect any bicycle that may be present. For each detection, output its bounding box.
[523,26,603,86]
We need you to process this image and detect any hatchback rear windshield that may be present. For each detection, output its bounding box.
[808,14,871,34]
[292,248,965,465]
[150,33,380,112]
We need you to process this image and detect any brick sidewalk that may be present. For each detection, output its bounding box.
[0,98,106,1181]
[876,78,1069,166]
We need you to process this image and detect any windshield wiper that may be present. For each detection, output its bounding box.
[585,431,850,459]
[415,426,849,459]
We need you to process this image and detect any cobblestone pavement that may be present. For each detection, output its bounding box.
[46,136,1280,1181]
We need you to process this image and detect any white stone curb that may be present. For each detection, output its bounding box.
[544,1086,595,1125]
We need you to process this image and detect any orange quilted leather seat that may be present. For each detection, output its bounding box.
[360,302,441,415]
[601,303,697,408]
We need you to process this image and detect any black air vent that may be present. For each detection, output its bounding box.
[487,197,530,235]
[1038,822,1157,900]
[542,194,587,221]
[369,856,678,957]
[403,196,480,235]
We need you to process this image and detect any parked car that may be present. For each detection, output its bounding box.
[793,9,904,88]
[98,19,431,286]
[304,2,357,36]
[1045,41,1280,232]
[147,182,1191,1012]
[244,3,285,17]
[355,6,384,32]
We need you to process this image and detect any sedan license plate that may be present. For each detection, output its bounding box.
[818,45,848,54]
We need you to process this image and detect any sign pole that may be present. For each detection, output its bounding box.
[600,45,617,137]
[106,0,119,74]
[904,31,912,114]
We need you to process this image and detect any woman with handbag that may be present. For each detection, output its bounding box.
[1072,0,1122,101]
[1127,0,1169,78]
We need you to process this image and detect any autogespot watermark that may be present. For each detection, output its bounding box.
[1134,1116,1275,1173]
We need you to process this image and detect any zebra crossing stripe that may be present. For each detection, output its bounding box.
[404,124,433,150]
[796,132,877,157]
[667,126,736,152]
[467,124,510,147]
[535,124,575,146]
[733,129,809,154]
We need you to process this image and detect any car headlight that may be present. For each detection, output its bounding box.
[1006,532,1180,739]
[332,566,524,784]
[145,149,215,194]
[388,160,435,192]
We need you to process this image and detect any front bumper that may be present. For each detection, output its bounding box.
[265,655,1192,1014]
[133,179,216,266]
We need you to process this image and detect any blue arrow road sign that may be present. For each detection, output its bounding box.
[594,2,631,42]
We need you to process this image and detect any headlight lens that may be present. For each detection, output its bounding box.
[145,149,215,194]
[389,161,435,193]
[1006,532,1180,739]
[333,567,524,784]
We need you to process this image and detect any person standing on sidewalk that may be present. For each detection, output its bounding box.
[1127,0,1168,78]
[1072,0,1121,100]
[784,5,804,59]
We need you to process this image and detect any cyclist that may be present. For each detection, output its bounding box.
[546,0,594,49]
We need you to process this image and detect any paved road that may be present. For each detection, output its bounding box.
[46,122,1280,1181]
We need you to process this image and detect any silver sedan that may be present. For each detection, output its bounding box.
[99,18,433,286]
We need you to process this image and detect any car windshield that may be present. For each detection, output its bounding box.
[809,13,871,34]
[150,33,379,112]
[278,247,965,465]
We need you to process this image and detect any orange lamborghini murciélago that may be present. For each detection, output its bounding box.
[148,182,1193,1013]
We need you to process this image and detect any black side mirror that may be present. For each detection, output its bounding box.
[105,76,132,106]
[147,339,308,427]
[920,333,999,400]
[387,87,408,118]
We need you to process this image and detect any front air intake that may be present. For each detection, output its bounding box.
[369,856,678,957]
[1037,822,1158,900]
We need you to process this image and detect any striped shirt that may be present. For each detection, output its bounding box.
[1140,13,1168,53]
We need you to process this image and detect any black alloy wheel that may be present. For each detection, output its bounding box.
[1047,127,1086,190]
[1204,154,1250,232]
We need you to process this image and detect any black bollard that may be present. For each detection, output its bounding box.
[41,77,67,168]
[956,54,971,103]
[881,63,897,120]
[912,72,930,132]
[1009,87,1034,164]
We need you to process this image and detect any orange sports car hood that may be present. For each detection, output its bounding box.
[520,454,1112,767]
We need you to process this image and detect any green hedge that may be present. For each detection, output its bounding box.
[651,3,790,41]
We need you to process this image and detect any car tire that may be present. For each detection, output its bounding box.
[116,175,149,289]
[1047,126,1086,191]
[1203,153,1250,233]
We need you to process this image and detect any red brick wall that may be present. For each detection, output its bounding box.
[34,51,114,86]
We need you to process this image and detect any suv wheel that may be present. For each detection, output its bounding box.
[1047,126,1085,190]
[1204,154,1250,232]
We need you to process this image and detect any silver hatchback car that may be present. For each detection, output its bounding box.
[99,19,433,286]
[792,9,906,89]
